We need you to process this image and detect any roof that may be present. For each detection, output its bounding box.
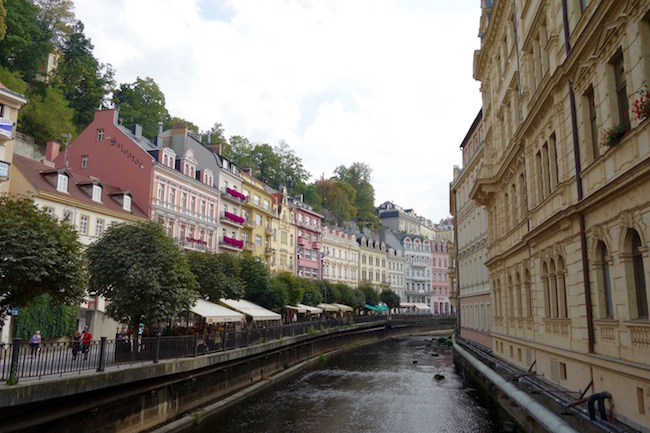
[219,298,281,321]
[12,154,148,219]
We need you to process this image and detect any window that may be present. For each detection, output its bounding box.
[626,230,648,319]
[81,155,88,169]
[57,173,68,192]
[305,249,311,260]
[44,207,54,217]
[92,184,102,201]
[264,199,269,210]
[256,214,262,226]
[63,209,73,225]
[585,86,600,160]
[96,219,105,237]
[96,129,104,142]
[254,195,260,205]
[612,51,630,126]
[123,195,132,211]
[597,241,613,318]
[255,235,262,246]
[79,215,88,235]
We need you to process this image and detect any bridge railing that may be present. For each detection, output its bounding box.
[1,314,456,384]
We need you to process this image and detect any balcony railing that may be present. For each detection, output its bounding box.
[219,236,244,250]
[176,237,208,252]
[312,241,322,250]
[220,212,245,226]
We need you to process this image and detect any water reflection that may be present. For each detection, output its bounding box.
[191,336,497,433]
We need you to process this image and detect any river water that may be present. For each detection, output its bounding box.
[190,336,499,433]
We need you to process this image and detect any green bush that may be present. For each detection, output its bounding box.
[15,294,77,340]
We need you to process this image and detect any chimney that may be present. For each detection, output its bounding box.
[45,141,60,163]
[131,124,143,138]
[158,122,163,135]
[209,144,222,154]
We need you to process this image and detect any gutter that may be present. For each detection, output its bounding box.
[453,337,580,433]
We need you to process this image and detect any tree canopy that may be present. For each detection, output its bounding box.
[334,162,380,229]
[380,289,401,311]
[112,76,170,139]
[186,250,244,301]
[86,221,198,330]
[0,195,87,321]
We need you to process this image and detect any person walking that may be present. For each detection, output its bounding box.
[81,326,92,360]
[71,331,81,361]
[29,330,41,358]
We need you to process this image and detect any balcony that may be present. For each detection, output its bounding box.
[298,237,309,246]
[312,241,322,250]
[177,237,208,252]
[264,226,273,236]
[264,247,273,256]
[220,187,246,203]
[243,241,255,251]
[219,235,244,251]
[244,219,255,229]
[220,211,245,227]
[0,117,14,143]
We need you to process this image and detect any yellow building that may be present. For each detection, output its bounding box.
[269,186,296,274]
[240,169,275,267]
[471,1,650,430]
[0,82,28,193]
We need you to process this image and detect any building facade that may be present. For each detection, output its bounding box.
[357,236,388,290]
[386,246,406,302]
[0,82,28,193]
[270,187,296,274]
[292,198,323,280]
[450,110,491,348]
[431,239,452,315]
[402,235,432,313]
[240,169,275,266]
[471,1,650,430]
[321,226,359,287]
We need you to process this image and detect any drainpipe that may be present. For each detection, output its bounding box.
[453,337,581,433]
[561,0,595,352]
[452,188,461,332]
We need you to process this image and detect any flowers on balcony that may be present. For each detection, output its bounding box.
[223,236,244,248]
[632,85,650,121]
[601,122,630,148]
[186,237,207,245]
[226,187,247,201]
[224,211,245,224]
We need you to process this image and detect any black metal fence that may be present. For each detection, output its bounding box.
[0,315,390,384]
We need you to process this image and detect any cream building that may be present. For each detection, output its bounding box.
[240,169,275,267]
[386,247,405,302]
[0,82,28,193]
[451,110,492,348]
[357,236,388,290]
[322,226,359,287]
[472,1,650,430]
[269,186,296,274]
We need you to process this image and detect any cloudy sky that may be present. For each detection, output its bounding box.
[72,0,482,223]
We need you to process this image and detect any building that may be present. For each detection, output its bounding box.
[431,239,452,315]
[55,110,227,254]
[357,236,388,290]
[292,197,323,280]
[401,235,432,313]
[240,169,275,266]
[269,186,296,274]
[0,82,28,193]
[471,1,650,430]
[321,226,359,287]
[450,109,491,348]
[386,246,406,302]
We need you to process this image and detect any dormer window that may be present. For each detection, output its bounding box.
[57,173,69,192]
[123,194,132,211]
[92,184,102,201]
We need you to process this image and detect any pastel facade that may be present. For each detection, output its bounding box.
[358,236,388,290]
[321,226,359,287]
[386,247,406,301]
[431,240,452,315]
[269,187,296,274]
[293,198,323,280]
[402,236,432,313]
[0,82,28,193]
[240,169,274,265]
[450,110,492,348]
[472,0,650,429]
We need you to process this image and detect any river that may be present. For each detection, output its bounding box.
[188,335,499,433]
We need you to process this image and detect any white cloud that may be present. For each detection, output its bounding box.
[73,0,482,222]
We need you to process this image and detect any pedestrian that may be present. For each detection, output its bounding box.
[72,331,81,361]
[29,330,41,358]
[82,326,92,360]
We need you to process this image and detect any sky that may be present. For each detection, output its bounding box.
[71,0,483,223]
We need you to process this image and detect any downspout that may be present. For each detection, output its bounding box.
[453,188,461,331]
[561,0,595,352]
[453,338,581,433]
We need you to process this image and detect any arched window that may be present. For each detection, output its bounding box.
[542,262,551,317]
[549,259,558,317]
[557,257,567,318]
[516,272,523,318]
[625,230,648,320]
[596,241,613,318]
[508,274,514,318]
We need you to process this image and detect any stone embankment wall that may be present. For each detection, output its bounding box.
[1,321,450,433]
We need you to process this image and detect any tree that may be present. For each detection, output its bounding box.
[0,195,86,322]
[186,250,244,301]
[14,293,76,340]
[33,0,75,50]
[272,272,303,306]
[0,0,7,41]
[18,85,76,145]
[275,140,310,194]
[380,289,401,313]
[54,21,114,131]
[336,283,357,308]
[226,135,254,166]
[86,221,198,330]
[201,121,227,146]
[334,162,380,229]
[301,280,322,306]
[315,178,356,225]
[239,253,274,307]
[167,116,200,135]
[0,0,52,83]
[358,282,380,306]
[112,76,170,139]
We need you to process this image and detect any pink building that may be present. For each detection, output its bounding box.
[431,240,452,315]
[55,109,226,253]
[292,197,323,279]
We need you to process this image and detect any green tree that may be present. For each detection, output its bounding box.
[113,76,170,139]
[294,182,322,211]
[86,221,198,330]
[0,0,7,41]
[0,0,52,83]
[19,85,76,145]
[34,0,75,50]
[352,288,366,309]
[380,289,400,311]
[301,280,323,306]
[336,283,357,308]
[201,121,227,146]
[186,251,244,301]
[358,282,380,306]
[0,195,86,322]
[14,293,76,340]
[226,135,254,166]
[239,253,274,307]
[275,140,310,194]
[272,272,303,306]
[54,20,114,131]
[334,162,379,228]
[315,178,356,225]
[168,116,200,135]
